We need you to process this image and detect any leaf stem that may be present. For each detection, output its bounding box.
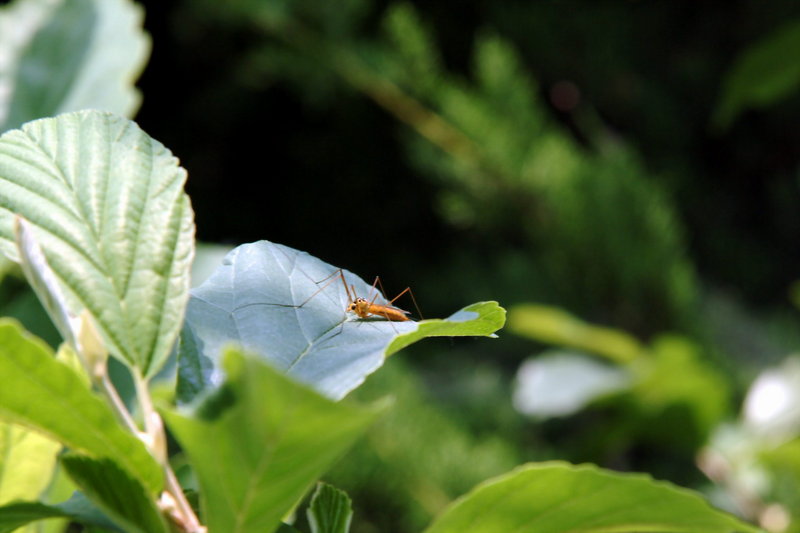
[99,372,139,433]
[133,370,206,533]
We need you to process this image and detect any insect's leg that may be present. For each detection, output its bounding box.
[368,276,382,306]
[292,268,345,308]
[339,270,356,305]
[388,286,424,320]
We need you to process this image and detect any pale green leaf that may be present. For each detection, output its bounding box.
[14,217,78,348]
[423,462,762,533]
[513,351,631,418]
[0,319,162,493]
[0,110,195,376]
[183,240,504,400]
[507,304,644,364]
[0,424,60,504]
[0,0,150,132]
[162,348,385,533]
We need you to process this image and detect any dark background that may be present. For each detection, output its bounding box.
[133,0,800,311]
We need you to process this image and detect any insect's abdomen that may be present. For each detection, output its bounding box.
[369,305,410,322]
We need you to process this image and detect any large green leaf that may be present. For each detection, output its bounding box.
[0,423,60,504]
[423,462,762,533]
[0,0,150,133]
[0,319,162,493]
[162,348,385,533]
[60,454,169,533]
[183,240,504,400]
[0,110,195,376]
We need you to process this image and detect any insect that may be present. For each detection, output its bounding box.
[301,268,422,322]
[343,274,420,322]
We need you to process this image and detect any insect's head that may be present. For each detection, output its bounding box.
[347,297,368,313]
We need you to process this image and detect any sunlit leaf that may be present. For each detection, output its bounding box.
[423,462,762,533]
[0,423,60,504]
[0,319,162,493]
[0,110,195,376]
[0,0,150,132]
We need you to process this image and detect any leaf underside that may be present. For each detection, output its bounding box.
[183,240,504,400]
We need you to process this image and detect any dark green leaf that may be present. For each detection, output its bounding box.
[0,491,121,533]
[712,19,800,130]
[162,348,385,533]
[307,482,352,533]
[60,454,168,533]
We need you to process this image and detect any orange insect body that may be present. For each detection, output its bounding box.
[296,268,420,322]
[335,269,419,321]
[347,296,411,322]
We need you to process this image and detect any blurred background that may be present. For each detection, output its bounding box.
[4,0,800,531]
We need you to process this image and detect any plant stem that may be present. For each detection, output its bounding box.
[132,370,206,532]
[99,372,139,433]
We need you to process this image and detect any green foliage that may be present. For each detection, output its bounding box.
[510,305,731,453]
[326,357,523,532]
[0,2,789,531]
[423,462,762,533]
[632,336,731,443]
[182,240,505,400]
[0,0,149,133]
[713,19,800,130]
[163,348,385,533]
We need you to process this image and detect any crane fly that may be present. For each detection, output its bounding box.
[297,268,422,323]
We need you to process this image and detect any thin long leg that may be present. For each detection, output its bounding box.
[377,277,424,320]
[337,270,355,304]
[293,269,345,308]
[368,276,382,306]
